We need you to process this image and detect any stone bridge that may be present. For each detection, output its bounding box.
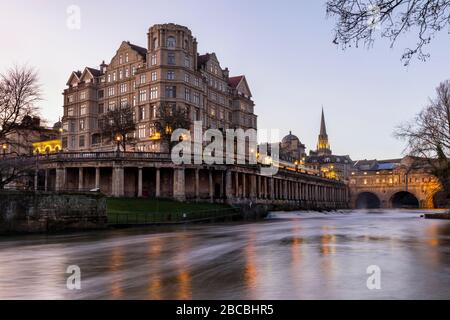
[349,157,442,209]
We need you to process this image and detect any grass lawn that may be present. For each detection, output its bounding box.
[107,198,235,224]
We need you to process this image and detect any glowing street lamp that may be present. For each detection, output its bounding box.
[115,134,123,153]
[2,143,7,158]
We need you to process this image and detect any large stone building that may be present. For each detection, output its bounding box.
[61,23,257,153]
[305,109,352,180]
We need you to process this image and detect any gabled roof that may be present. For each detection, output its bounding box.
[66,71,82,86]
[229,75,252,97]
[127,42,147,58]
[85,67,102,77]
[228,76,244,89]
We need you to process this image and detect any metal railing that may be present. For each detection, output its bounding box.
[109,207,240,225]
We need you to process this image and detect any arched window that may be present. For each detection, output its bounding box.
[166,36,176,48]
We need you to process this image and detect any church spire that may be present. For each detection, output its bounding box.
[316,107,332,156]
[320,107,327,136]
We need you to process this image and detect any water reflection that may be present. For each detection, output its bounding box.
[0,210,450,299]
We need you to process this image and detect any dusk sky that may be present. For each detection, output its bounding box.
[1,0,449,160]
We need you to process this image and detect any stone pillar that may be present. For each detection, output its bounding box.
[95,167,100,190]
[112,166,124,197]
[55,167,66,192]
[220,171,225,198]
[78,167,84,191]
[226,170,233,201]
[257,175,261,199]
[195,169,200,200]
[156,168,161,197]
[173,168,185,201]
[44,169,49,192]
[138,167,143,198]
[34,170,38,191]
[242,173,246,199]
[269,178,274,200]
[209,170,214,202]
[250,175,257,200]
[235,172,239,198]
[284,180,288,200]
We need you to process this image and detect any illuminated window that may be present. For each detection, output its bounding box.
[150,87,158,100]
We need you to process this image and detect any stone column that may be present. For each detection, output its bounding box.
[235,172,239,198]
[173,168,185,201]
[138,167,143,198]
[226,170,233,201]
[242,173,246,199]
[55,167,66,192]
[44,169,49,192]
[34,169,38,191]
[156,168,161,197]
[95,167,100,190]
[220,171,225,198]
[284,180,288,200]
[112,166,124,197]
[78,167,84,191]
[250,175,257,200]
[195,169,200,200]
[209,170,214,202]
[269,178,274,200]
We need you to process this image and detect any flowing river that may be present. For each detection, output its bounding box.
[0,210,449,300]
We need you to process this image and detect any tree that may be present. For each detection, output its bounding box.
[99,104,136,152]
[0,65,41,189]
[158,104,191,151]
[395,81,450,205]
[326,0,450,65]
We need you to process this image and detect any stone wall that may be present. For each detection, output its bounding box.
[0,191,107,234]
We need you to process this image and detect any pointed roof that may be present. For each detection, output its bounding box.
[228,76,245,89]
[320,107,328,136]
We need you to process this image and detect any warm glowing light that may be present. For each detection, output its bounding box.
[2,144,7,150]
[32,140,62,154]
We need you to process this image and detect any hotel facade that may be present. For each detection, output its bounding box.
[62,23,257,153]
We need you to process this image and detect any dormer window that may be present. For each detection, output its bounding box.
[167,36,176,48]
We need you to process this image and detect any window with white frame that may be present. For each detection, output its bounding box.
[108,87,115,96]
[184,73,190,83]
[139,89,147,102]
[80,104,87,115]
[138,125,146,139]
[120,83,127,93]
[150,86,158,100]
[151,72,157,82]
[151,54,157,66]
[80,91,87,100]
[140,74,146,84]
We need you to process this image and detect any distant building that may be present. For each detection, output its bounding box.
[279,131,306,163]
[306,109,352,180]
[1,116,61,156]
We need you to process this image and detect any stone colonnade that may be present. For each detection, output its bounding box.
[36,162,348,208]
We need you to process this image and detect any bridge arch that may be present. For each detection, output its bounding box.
[390,191,419,209]
[356,192,381,209]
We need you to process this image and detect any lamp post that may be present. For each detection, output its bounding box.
[115,134,123,154]
[2,143,7,159]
